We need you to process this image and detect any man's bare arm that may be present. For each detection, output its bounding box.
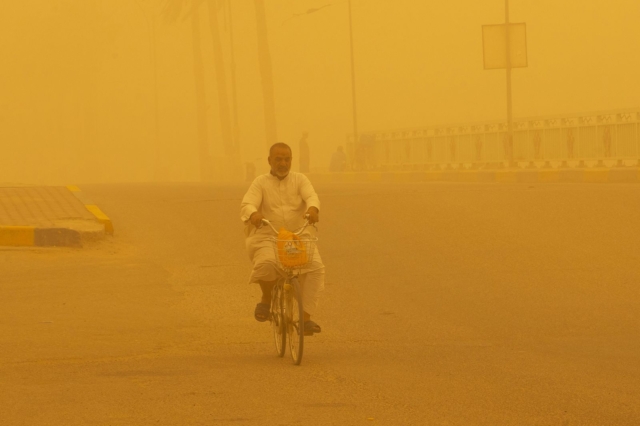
[299,175,320,224]
[249,211,264,227]
[306,206,319,224]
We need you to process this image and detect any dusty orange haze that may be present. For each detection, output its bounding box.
[1,0,638,184]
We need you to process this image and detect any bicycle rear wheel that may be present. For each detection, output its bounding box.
[271,280,286,357]
[286,278,304,365]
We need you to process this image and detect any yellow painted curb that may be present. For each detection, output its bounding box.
[0,226,35,246]
[495,171,517,183]
[68,185,115,235]
[85,205,114,235]
[538,170,560,182]
[458,171,479,182]
[584,169,609,183]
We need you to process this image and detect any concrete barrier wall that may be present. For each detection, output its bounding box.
[308,168,640,184]
[348,110,640,170]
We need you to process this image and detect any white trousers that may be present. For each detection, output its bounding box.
[247,239,325,316]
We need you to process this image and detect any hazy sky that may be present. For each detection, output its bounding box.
[269,0,640,131]
[1,0,638,183]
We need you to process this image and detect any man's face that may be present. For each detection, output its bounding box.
[268,147,292,178]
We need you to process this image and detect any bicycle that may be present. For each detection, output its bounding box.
[261,217,318,365]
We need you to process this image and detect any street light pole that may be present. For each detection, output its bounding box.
[134,0,161,180]
[227,0,241,158]
[284,2,360,163]
[347,0,359,150]
[151,15,160,180]
[505,0,514,165]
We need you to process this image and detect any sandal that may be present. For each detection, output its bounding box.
[304,320,322,336]
[254,303,270,322]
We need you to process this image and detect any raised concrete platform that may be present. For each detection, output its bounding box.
[0,185,112,247]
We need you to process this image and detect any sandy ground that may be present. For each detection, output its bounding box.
[1,182,639,425]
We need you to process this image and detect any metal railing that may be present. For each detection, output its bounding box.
[346,109,640,170]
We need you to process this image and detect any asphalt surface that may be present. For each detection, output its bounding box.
[1,181,639,425]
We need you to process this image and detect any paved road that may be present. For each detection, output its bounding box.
[1,182,639,425]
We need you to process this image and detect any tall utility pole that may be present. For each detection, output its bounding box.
[505,0,514,165]
[134,0,160,180]
[348,0,359,149]
[151,16,160,179]
[191,5,211,182]
[283,2,360,160]
[227,0,241,157]
[254,0,278,149]
[483,0,527,167]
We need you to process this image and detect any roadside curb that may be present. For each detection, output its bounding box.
[0,225,83,248]
[66,185,114,235]
[307,168,640,184]
[0,186,113,248]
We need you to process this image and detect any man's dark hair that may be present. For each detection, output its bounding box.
[269,142,292,157]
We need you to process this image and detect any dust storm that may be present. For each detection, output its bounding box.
[1,1,638,183]
[2,2,640,424]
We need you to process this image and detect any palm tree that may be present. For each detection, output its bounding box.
[226,1,241,158]
[163,0,211,181]
[206,0,235,158]
[253,0,278,148]
[134,0,161,181]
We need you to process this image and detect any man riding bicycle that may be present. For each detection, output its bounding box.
[240,142,325,335]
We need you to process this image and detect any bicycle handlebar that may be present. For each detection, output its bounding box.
[261,214,311,236]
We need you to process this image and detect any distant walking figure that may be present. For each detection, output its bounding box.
[299,132,310,173]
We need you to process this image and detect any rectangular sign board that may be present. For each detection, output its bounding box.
[482,23,527,69]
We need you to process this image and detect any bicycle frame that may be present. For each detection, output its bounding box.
[262,217,313,365]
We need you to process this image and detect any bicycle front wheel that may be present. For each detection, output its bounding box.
[286,278,304,365]
[271,279,286,357]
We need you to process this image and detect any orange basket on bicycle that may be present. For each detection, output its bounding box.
[269,229,317,270]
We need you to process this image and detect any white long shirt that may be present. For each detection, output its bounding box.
[240,171,320,236]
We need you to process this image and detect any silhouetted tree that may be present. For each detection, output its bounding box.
[163,0,211,181]
[253,0,278,148]
[206,0,235,158]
